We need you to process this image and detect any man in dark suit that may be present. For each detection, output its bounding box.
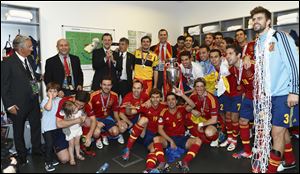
[1,35,42,165]
[44,39,83,97]
[114,37,135,98]
[91,33,118,92]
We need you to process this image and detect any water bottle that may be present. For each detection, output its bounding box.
[96,163,109,173]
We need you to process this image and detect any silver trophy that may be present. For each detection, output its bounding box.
[165,58,181,92]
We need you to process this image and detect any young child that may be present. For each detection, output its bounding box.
[61,101,85,165]
[40,82,61,172]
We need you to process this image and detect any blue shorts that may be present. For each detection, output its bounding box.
[137,130,156,147]
[53,129,68,153]
[271,95,299,128]
[218,95,226,114]
[169,136,189,149]
[239,98,254,121]
[224,95,242,113]
[96,116,116,132]
[130,115,140,126]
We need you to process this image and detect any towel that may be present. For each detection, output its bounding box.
[277,17,298,25]
[203,25,219,33]
[188,26,200,35]
[5,15,31,23]
[7,9,33,19]
[277,12,298,21]
[227,25,242,31]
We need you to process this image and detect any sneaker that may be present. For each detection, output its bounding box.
[83,148,96,157]
[219,138,231,147]
[122,148,130,161]
[51,159,59,166]
[232,150,252,159]
[277,161,296,172]
[118,134,125,144]
[102,136,109,146]
[96,138,103,149]
[227,142,237,151]
[251,160,261,173]
[156,162,170,173]
[176,161,189,173]
[210,139,219,147]
[143,168,160,173]
[45,162,55,172]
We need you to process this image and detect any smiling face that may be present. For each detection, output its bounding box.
[195,81,206,96]
[132,81,143,98]
[159,30,168,44]
[252,13,271,34]
[57,39,70,56]
[166,94,177,109]
[101,79,112,94]
[102,35,112,49]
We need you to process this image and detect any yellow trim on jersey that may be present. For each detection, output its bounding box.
[191,114,207,124]
[207,93,216,108]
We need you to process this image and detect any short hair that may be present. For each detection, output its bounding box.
[132,79,143,88]
[226,44,242,55]
[119,37,129,45]
[204,33,215,39]
[214,32,223,38]
[185,35,194,42]
[235,29,246,36]
[62,101,76,119]
[46,82,60,92]
[102,33,113,41]
[194,77,206,87]
[101,76,112,83]
[177,35,185,42]
[166,92,178,100]
[13,35,31,50]
[223,37,234,45]
[141,35,152,43]
[180,51,192,59]
[158,29,168,36]
[149,88,162,97]
[75,91,90,103]
[210,49,222,57]
[250,6,271,21]
[199,45,210,52]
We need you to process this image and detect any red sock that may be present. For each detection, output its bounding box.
[225,118,232,139]
[154,143,165,163]
[239,123,251,153]
[182,144,201,164]
[267,150,281,173]
[284,143,296,165]
[126,124,144,149]
[146,152,157,169]
[232,121,239,141]
[218,115,226,133]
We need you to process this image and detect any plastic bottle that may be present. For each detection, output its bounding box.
[96,163,109,173]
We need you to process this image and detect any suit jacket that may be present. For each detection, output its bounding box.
[91,48,118,91]
[1,52,40,110]
[115,51,135,84]
[44,54,83,89]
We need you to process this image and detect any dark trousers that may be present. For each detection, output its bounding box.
[116,80,132,99]
[8,96,41,159]
[43,129,56,163]
[155,71,164,92]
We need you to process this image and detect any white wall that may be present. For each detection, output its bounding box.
[1,1,181,90]
[178,1,299,28]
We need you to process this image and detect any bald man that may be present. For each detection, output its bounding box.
[44,39,83,97]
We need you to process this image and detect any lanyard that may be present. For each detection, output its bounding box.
[100,92,110,112]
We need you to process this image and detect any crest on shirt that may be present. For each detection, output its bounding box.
[245,69,254,78]
[158,117,163,123]
[269,42,275,52]
[176,113,182,119]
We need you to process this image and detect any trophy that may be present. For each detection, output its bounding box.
[165,58,181,93]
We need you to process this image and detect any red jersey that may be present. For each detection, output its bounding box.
[89,90,119,119]
[119,92,149,120]
[189,92,219,121]
[241,63,255,100]
[225,66,243,97]
[138,103,167,134]
[158,106,187,137]
[241,41,255,61]
[56,96,94,119]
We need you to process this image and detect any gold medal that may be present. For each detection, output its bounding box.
[104,111,108,116]
[215,85,218,89]
[237,85,241,91]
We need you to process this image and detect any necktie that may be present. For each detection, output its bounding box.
[161,44,165,61]
[120,52,124,59]
[63,56,70,76]
[24,59,33,80]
